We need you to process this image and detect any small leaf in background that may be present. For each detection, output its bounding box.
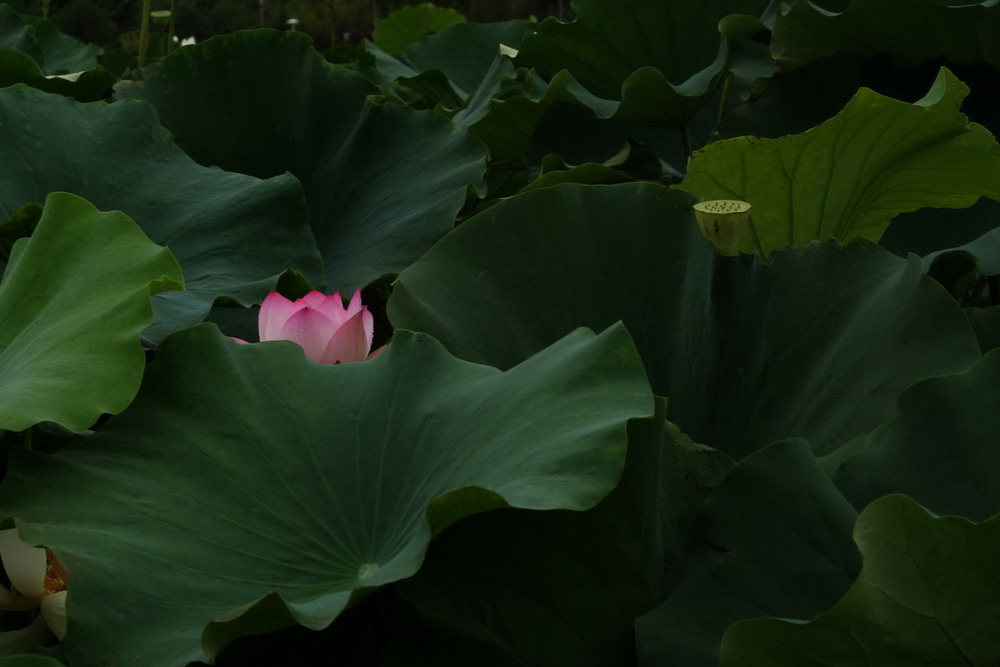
[719,494,1000,666]
[678,67,1000,256]
[373,3,466,55]
[0,192,182,432]
[0,323,651,666]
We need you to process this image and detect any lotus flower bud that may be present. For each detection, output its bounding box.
[693,200,751,257]
[241,289,380,364]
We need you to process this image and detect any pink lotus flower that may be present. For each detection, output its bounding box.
[239,289,380,364]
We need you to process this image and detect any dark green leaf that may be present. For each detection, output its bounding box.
[0,323,651,666]
[390,183,980,457]
[833,347,1000,521]
[0,84,321,342]
[117,30,487,292]
[720,495,1000,666]
[635,440,861,667]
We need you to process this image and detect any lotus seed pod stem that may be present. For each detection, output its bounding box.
[693,200,751,257]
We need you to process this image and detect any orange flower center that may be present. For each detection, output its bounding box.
[43,549,67,594]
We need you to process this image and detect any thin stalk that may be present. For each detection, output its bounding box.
[715,72,733,129]
[167,0,176,52]
[679,125,692,161]
[22,427,31,451]
[138,0,151,68]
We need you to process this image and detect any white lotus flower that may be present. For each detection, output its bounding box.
[0,529,67,641]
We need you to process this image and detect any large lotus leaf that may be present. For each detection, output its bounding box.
[389,183,980,458]
[634,439,861,667]
[719,494,1000,666]
[772,0,1000,69]
[0,84,321,342]
[116,30,487,292]
[0,322,651,666]
[0,192,181,433]
[514,0,770,126]
[384,406,734,666]
[678,68,1000,257]
[831,347,1000,521]
[372,3,466,55]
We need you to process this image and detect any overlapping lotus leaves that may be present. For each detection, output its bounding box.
[678,68,1000,257]
[116,30,488,292]
[0,193,181,432]
[387,405,733,666]
[0,49,116,102]
[0,1,109,101]
[0,323,651,666]
[0,84,321,342]
[772,0,1000,69]
[831,347,1000,521]
[635,440,861,667]
[0,3,99,74]
[719,494,1000,666]
[389,183,981,457]
[359,20,527,116]
[514,0,770,126]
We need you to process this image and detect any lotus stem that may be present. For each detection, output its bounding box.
[168,0,176,52]
[138,0,152,68]
[693,200,752,257]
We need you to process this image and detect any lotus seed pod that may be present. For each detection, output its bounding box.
[693,200,751,257]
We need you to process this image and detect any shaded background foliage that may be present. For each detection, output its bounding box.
[24,0,566,49]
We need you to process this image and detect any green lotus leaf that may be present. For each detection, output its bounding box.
[389,183,980,457]
[0,322,651,666]
[772,0,1000,69]
[400,20,530,97]
[19,13,98,75]
[373,3,466,55]
[634,439,861,667]
[386,404,734,666]
[0,84,321,342]
[116,30,487,292]
[0,4,41,65]
[831,347,1000,521]
[0,192,181,433]
[719,494,1000,666]
[678,67,1000,256]
[0,49,115,101]
[514,0,770,126]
